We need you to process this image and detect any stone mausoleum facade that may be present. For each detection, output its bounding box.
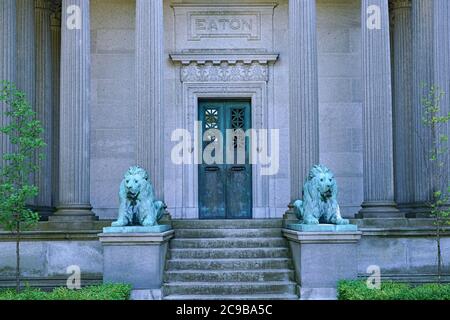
[0,0,449,299]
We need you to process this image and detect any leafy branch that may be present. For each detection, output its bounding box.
[0,81,45,292]
[420,83,450,283]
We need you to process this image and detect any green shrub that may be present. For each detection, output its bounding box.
[0,283,132,300]
[338,280,450,300]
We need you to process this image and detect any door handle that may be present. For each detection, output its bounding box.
[205,166,220,172]
[230,166,245,172]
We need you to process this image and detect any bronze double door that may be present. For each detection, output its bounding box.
[198,99,252,219]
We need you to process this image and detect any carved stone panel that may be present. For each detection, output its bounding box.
[189,12,261,41]
[172,4,277,50]
[181,62,268,82]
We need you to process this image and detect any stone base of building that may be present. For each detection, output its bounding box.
[298,287,337,300]
[130,289,163,300]
[1,218,449,298]
[98,229,174,289]
[283,228,362,300]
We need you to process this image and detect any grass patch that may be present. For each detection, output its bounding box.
[338,280,450,300]
[0,283,132,300]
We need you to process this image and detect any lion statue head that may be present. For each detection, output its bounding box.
[112,166,165,227]
[307,165,337,202]
[294,164,349,225]
[123,166,152,201]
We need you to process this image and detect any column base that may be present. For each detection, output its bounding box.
[396,203,416,216]
[356,201,404,218]
[50,205,97,222]
[28,205,55,221]
[400,202,432,218]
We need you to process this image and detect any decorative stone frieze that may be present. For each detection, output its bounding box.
[181,62,268,82]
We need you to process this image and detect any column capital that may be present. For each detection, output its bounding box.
[390,0,412,11]
[50,7,61,28]
[50,0,62,13]
[49,0,62,22]
[35,0,52,10]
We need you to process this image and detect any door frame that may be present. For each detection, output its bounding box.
[198,99,253,220]
[172,82,275,219]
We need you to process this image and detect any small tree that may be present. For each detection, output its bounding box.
[420,84,450,283]
[0,81,45,292]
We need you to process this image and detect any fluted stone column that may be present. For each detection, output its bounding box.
[0,0,17,167]
[288,0,320,203]
[411,0,436,215]
[16,0,36,110]
[391,0,414,211]
[359,0,401,218]
[409,0,450,216]
[53,0,94,220]
[50,5,61,211]
[34,0,53,217]
[433,0,450,201]
[136,0,164,199]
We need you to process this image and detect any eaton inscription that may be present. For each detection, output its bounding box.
[189,13,261,40]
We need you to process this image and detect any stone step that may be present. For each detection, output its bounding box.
[169,247,289,259]
[163,219,298,300]
[172,219,283,229]
[174,228,282,238]
[170,237,287,249]
[164,269,295,282]
[166,258,293,270]
[162,281,297,296]
[163,293,299,300]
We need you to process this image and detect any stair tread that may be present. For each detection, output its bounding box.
[170,247,287,251]
[164,281,296,285]
[166,269,293,274]
[175,228,282,230]
[163,294,298,300]
[174,236,284,240]
[172,219,284,230]
[164,221,297,299]
[168,258,290,262]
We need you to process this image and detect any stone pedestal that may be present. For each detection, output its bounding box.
[98,227,174,290]
[283,228,362,300]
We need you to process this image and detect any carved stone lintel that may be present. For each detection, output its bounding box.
[181,62,269,82]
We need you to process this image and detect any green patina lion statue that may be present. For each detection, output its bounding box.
[294,164,349,225]
[112,166,166,227]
